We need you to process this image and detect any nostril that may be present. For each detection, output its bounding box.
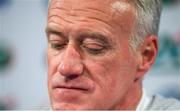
[67,74,79,80]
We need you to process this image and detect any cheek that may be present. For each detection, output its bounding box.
[47,51,62,87]
[85,51,136,83]
[84,51,137,99]
[47,56,56,78]
[47,50,62,75]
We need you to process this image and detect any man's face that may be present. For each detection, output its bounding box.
[47,0,139,110]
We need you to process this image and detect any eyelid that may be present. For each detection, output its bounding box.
[82,38,108,48]
[83,39,102,44]
[48,33,68,44]
[46,26,67,40]
[83,43,104,49]
[82,43,107,55]
[50,41,67,51]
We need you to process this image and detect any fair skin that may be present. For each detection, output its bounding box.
[46,0,158,110]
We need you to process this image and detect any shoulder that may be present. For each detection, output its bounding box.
[145,95,180,110]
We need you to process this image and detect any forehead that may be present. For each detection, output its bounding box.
[48,0,136,35]
[48,0,135,19]
[49,0,114,10]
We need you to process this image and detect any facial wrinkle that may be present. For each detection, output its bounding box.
[48,13,74,24]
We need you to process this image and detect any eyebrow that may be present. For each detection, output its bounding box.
[45,25,67,40]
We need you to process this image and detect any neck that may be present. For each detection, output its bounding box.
[115,80,143,110]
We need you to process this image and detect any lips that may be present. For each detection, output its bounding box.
[52,78,95,93]
[54,84,89,91]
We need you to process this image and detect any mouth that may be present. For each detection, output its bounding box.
[54,84,90,92]
[51,77,95,94]
[55,86,88,91]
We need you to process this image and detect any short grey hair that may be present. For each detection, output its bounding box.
[130,0,162,49]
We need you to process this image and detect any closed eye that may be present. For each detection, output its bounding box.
[50,42,67,50]
[82,40,106,55]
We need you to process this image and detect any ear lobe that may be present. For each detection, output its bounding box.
[138,35,158,74]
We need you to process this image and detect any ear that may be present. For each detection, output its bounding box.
[136,35,158,78]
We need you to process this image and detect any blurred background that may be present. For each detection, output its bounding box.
[0,0,180,110]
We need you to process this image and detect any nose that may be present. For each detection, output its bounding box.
[57,44,83,78]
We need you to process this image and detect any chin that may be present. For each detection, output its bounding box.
[52,103,92,110]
